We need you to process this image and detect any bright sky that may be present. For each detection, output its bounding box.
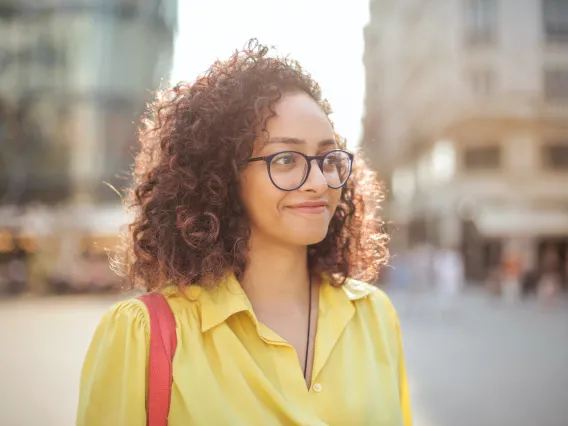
[171,0,370,149]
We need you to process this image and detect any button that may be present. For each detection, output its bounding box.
[312,383,323,393]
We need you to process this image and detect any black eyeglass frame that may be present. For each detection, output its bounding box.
[248,149,354,191]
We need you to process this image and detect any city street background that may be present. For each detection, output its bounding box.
[1,1,568,425]
[1,289,567,426]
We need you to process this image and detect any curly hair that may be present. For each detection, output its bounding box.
[123,40,388,291]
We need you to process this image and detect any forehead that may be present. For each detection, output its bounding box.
[263,92,334,141]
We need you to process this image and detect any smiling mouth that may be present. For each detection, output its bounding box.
[287,203,328,214]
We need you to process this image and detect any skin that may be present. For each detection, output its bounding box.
[239,91,342,386]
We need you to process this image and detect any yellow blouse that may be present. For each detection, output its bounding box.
[77,274,412,426]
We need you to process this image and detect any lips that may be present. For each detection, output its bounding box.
[287,201,328,214]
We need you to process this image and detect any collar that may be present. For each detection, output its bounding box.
[318,275,376,316]
[182,272,376,333]
[341,277,377,301]
[189,272,253,333]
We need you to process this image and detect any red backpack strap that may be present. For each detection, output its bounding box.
[138,292,177,426]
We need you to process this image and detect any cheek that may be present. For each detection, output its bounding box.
[329,188,342,212]
[240,168,285,222]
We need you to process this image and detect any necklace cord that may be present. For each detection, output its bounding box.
[303,274,312,381]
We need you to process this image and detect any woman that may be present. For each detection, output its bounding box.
[77,41,412,426]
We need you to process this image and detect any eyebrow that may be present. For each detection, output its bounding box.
[264,137,336,147]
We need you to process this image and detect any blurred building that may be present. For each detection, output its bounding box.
[0,0,177,293]
[0,0,177,204]
[363,0,568,282]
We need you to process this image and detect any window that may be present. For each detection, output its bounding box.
[543,0,568,43]
[158,0,177,30]
[468,69,495,95]
[464,0,498,46]
[4,95,72,205]
[94,96,138,201]
[116,0,139,19]
[0,3,19,20]
[544,69,568,101]
[542,143,568,170]
[102,98,137,175]
[463,145,501,170]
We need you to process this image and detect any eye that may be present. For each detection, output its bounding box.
[323,153,343,166]
[272,152,297,166]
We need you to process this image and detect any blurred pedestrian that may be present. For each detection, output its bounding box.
[6,244,28,295]
[501,254,522,304]
[410,242,435,293]
[433,246,464,316]
[486,266,502,296]
[537,248,562,307]
[564,256,568,291]
[77,41,412,426]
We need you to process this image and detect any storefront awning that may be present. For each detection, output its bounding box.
[476,207,568,237]
[0,204,130,237]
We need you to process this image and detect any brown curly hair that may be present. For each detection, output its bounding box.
[123,40,388,291]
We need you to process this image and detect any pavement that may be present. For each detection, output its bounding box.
[389,288,568,426]
[0,294,128,426]
[0,289,567,426]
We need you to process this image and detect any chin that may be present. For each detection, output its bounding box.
[286,229,328,246]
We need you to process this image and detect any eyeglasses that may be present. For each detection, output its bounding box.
[248,149,354,191]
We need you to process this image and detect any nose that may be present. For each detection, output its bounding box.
[301,159,328,193]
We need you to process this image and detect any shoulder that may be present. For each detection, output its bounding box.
[104,288,200,323]
[104,297,149,319]
[343,278,397,314]
[342,278,400,332]
[86,289,196,361]
[79,299,151,425]
[97,297,151,338]
[82,298,151,373]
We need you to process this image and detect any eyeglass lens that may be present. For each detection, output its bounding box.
[269,151,351,190]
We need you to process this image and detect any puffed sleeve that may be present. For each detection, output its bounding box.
[76,299,149,426]
[395,314,412,426]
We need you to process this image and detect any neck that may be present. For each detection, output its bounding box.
[241,231,310,306]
